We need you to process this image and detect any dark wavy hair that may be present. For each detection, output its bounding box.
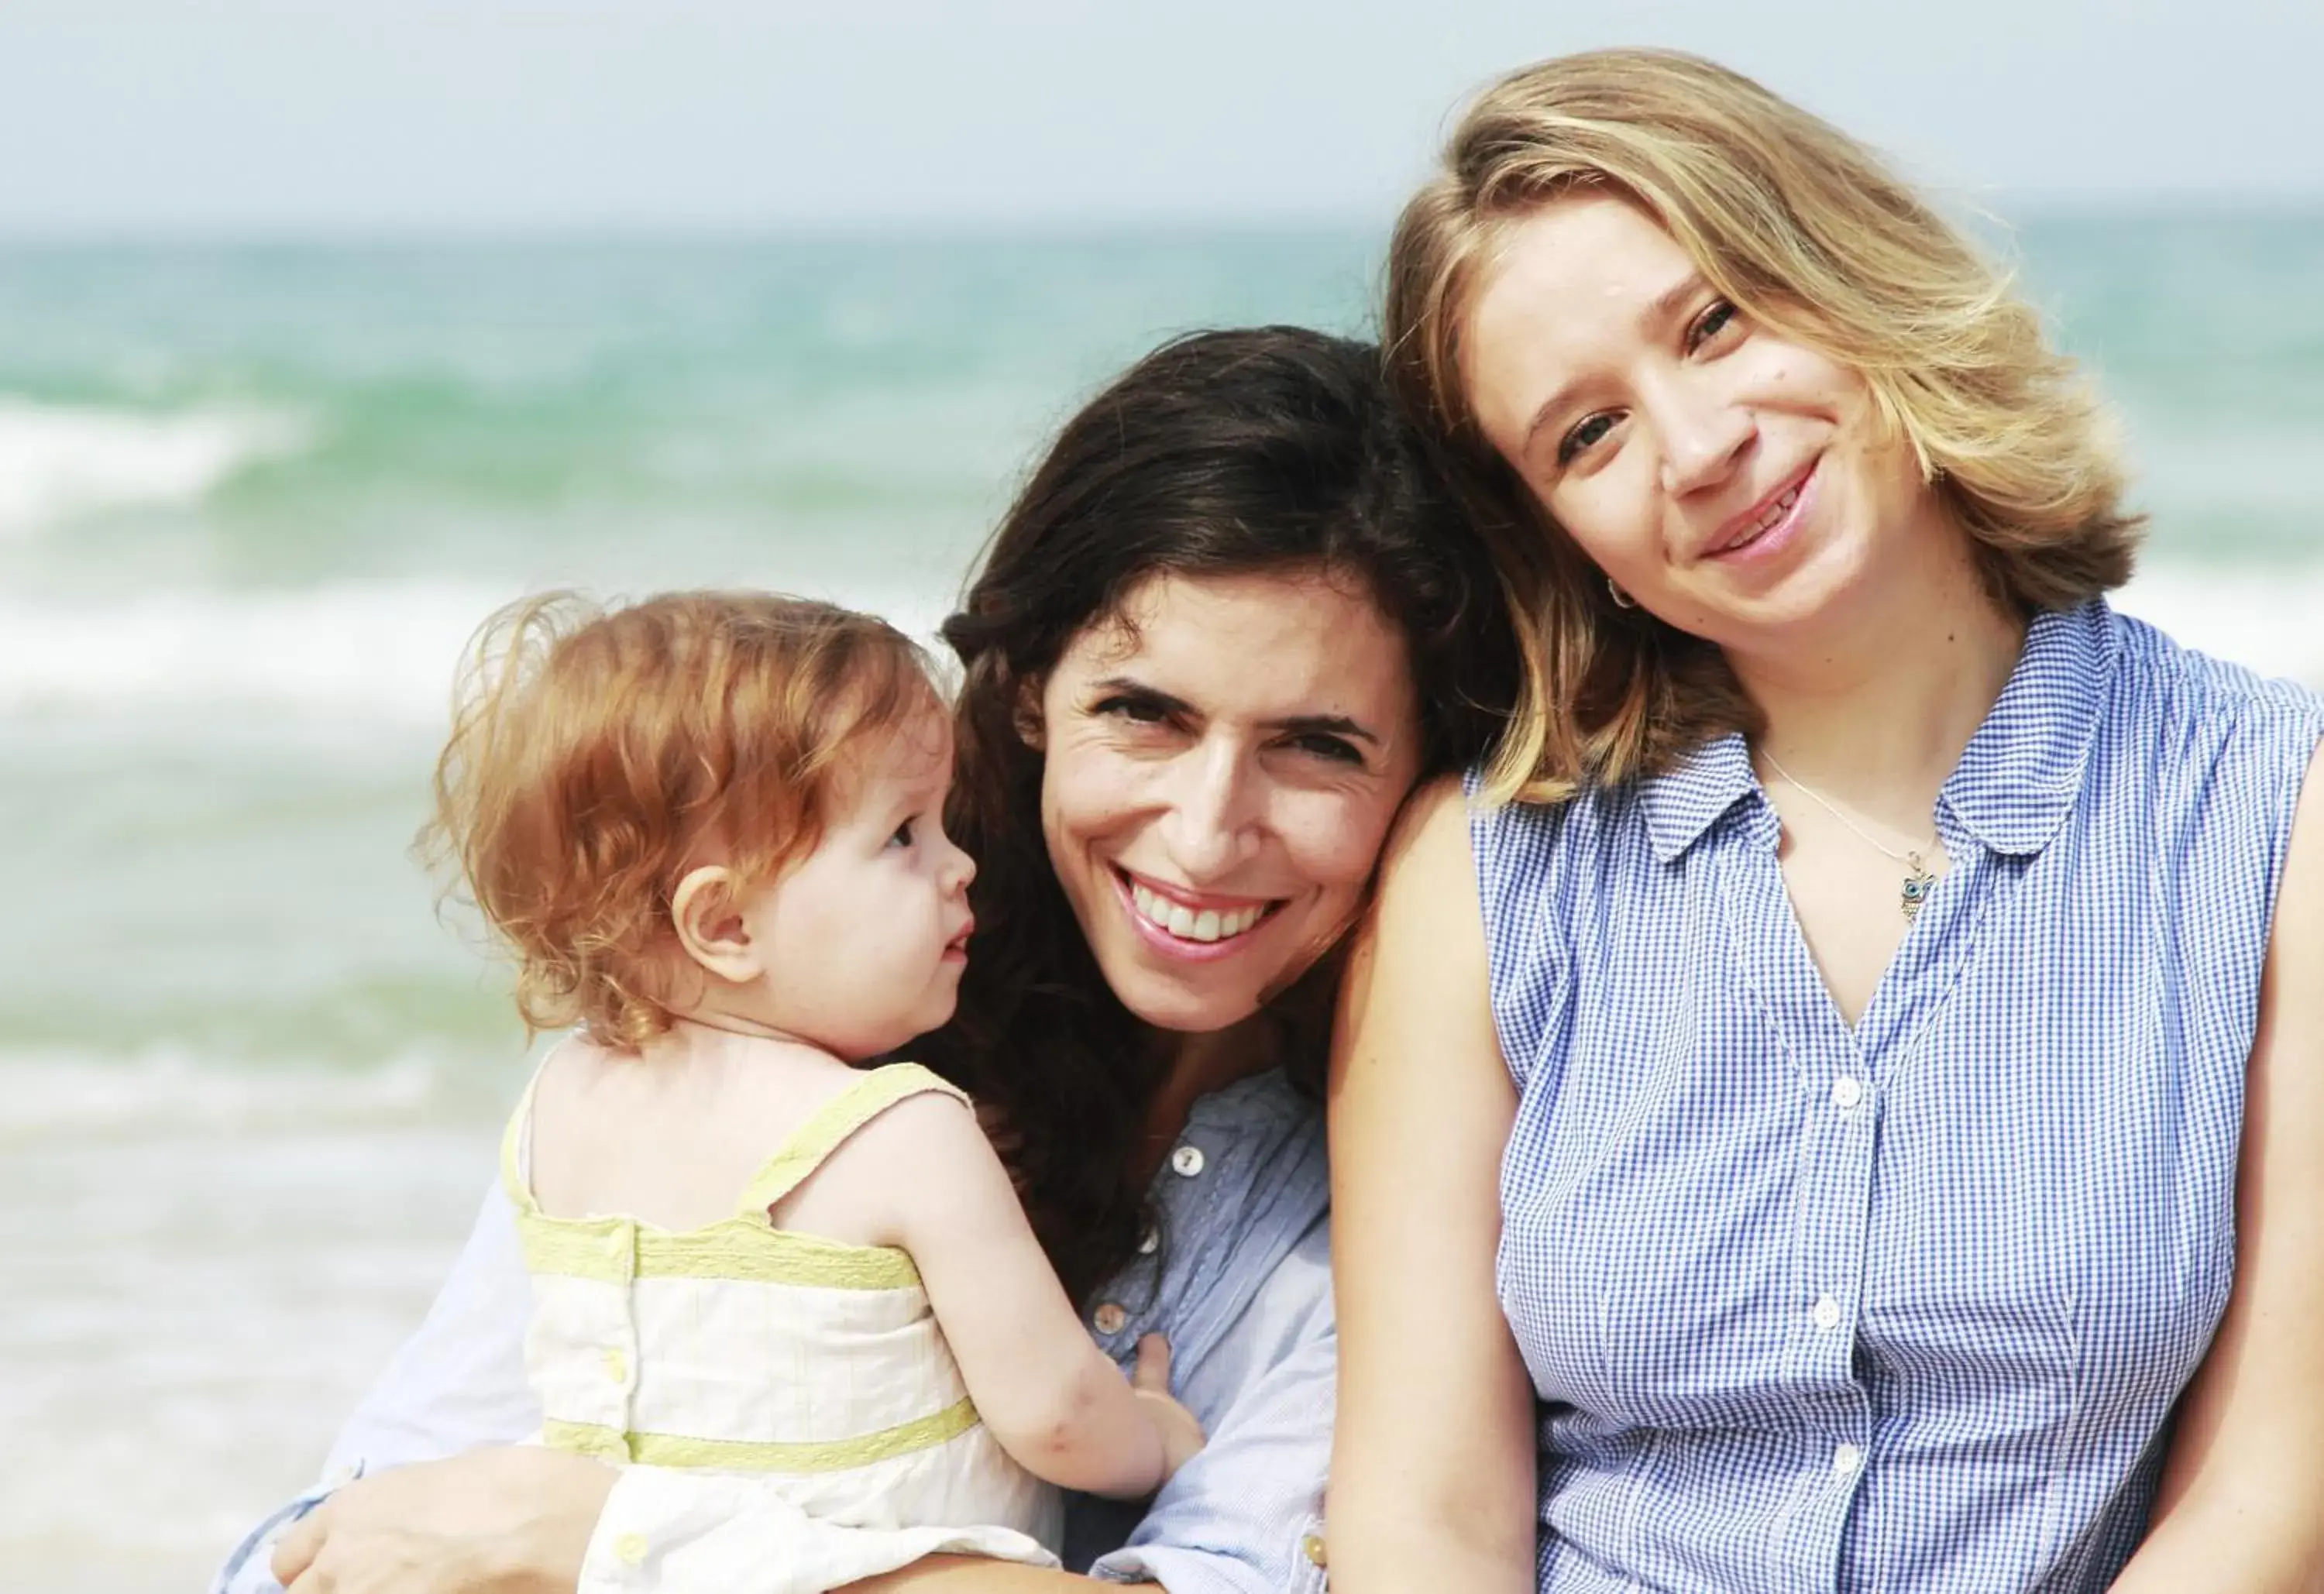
[919,325,1517,1303]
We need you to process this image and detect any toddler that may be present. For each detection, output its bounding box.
[421,591,1202,1579]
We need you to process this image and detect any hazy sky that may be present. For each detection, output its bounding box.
[2,0,2319,235]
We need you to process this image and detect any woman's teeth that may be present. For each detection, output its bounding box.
[1129,881,1267,943]
[1724,483,1803,550]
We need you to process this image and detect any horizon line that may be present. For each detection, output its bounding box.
[3,189,2324,249]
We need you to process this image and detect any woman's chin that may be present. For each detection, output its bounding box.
[1102,958,1271,1036]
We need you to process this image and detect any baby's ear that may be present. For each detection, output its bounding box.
[671,866,760,984]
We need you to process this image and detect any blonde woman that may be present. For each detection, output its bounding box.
[1329,48,2324,1594]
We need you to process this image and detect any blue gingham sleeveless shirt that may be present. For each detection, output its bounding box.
[1473,602,2322,1592]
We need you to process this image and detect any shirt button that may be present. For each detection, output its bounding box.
[1831,1076,1864,1110]
[1300,1531,1329,1568]
[1171,1145,1205,1177]
[613,1532,649,1567]
[1833,1442,1864,1479]
[603,1347,628,1384]
[1138,1225,1160,1255]
[1093,1303,1128,1335]
[1812,1294,1842,1331]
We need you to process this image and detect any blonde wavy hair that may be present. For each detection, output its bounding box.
[419,591,937,1047]
[1385,47,2142,804]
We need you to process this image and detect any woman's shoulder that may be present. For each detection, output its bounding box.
[2093,603,2324,804]
[1452,755,1666,968]
[2059,603,2324,896]
[2106,602,2324,729]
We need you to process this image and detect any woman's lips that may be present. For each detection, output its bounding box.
[1706,459,1819,562]
[1111,867,1282,963]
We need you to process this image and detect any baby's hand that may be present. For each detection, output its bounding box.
[1132,1333,1207,1480]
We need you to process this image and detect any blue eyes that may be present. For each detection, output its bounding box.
[1557,414,1617,465]
[1686,299,1738,352]
[887,819,915,849]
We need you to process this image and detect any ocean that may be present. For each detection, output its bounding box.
[3,217,2320,1592]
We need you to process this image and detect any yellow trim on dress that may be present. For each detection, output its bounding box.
[541,1396,982,1474]
[514,1216,923,1289]
[504,1056,989,1472]
[500,1059,967,1288]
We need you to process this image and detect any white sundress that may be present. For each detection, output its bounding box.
[500,1059,1061,1574]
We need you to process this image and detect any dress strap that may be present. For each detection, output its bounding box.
[735,1062,969,1218]
[497,1060,550,1218]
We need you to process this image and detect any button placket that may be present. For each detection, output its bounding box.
[603,1220,641,1431]
[1793,1046,1878,1559]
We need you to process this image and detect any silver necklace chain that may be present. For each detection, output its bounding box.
[1758,749,1939,864]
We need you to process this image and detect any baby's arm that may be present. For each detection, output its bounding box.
[867,1093,1195,1500]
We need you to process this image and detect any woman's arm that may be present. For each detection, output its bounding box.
[842,1560,1125,1590]
[2109,747,2324,1592]
[841,1561,1122,1590]
[213,1177,541,1594]
[1325,778,1538,1594]
[272,1455,1119,1594]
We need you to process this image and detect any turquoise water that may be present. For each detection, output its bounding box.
[2,217,2319,1589]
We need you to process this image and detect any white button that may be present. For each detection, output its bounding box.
[1831,1077,1864,1110]
[1812,1294,1842,1331]
[1832,1442,1863,1478]
[1093,1302,1128,1335]
[1137,1225,1160,1255]
[1171,1145,1205,1177]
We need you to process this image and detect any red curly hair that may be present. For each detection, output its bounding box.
[420,591,938,1047]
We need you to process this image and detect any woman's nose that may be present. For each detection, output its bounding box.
[1652,377,1755,499]
[1157,742,1261,879]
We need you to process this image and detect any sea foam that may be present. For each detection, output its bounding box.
[0,1046,457,1142]
[0,579,955,726]
[0,398,309,537]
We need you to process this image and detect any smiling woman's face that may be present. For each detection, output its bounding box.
[1463,190,1934,658]
[1035,565,1425,1034]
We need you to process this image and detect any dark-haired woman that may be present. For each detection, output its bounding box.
[215,325,1514,1594]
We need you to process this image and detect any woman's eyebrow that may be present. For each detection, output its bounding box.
[1090,675,1185,709]
[1270,713,1377,745]
[1520,270,1711,454]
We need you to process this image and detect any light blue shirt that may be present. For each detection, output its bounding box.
[213,1067,1334,1594]
[1473,601,2322,1592]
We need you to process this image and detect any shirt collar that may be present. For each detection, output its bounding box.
[1940,599,2113,857]
[1640,731,1760,864]
[1635,599,2114,865]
